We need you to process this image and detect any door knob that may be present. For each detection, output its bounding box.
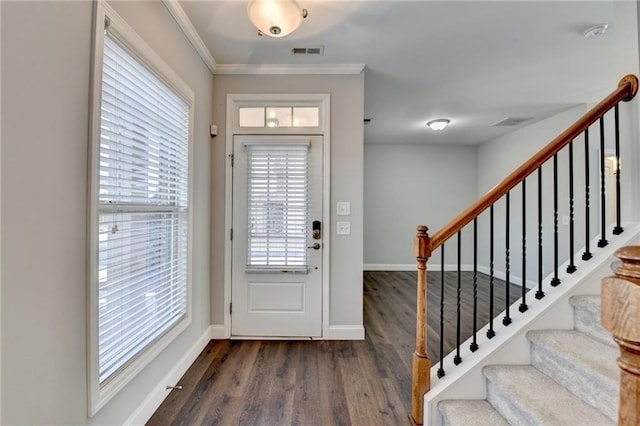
[307,243,321,250]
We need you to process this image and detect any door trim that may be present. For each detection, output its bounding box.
[224,93,331,339]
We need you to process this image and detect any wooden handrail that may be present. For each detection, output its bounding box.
[602,246,640,426]
[430,74,638,250]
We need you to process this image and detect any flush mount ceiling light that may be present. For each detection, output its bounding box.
[247,0,308,38]
[583,24,608,39]
[427,119,450,131]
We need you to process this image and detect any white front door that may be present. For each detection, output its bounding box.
[231,135,323,337]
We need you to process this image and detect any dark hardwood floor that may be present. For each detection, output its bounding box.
[147,271,520,425]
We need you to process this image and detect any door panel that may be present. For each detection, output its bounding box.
[248,281,304,312]
[231,135,323,337]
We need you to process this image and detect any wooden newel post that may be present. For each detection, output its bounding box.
[602,246,640,426]
[412,225,432,425]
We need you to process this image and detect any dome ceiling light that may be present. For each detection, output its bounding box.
[427,119,450,131]
[247,0,308,38]
[583,24,608,39]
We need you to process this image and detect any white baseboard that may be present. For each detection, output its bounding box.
[124,325,213,425]
[363,263,475,272]
[430,264,474,272]
[363,263,415,271]
[325,325,365,340]
[476,265,537,289]
[209,324,227,339]
[364,263,537,289]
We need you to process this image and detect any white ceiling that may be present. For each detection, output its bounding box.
[178,0,631,145]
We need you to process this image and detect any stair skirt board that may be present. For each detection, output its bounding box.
[424,223,640,426]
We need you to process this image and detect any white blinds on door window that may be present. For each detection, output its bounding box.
[97,31,189,384]
[245,142,310,271]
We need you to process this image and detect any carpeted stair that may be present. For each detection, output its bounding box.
[438,295,620,426]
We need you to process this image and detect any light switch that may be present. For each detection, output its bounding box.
[337,221,351,235]
[337,201,351,216]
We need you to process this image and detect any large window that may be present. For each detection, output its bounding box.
[88,2,193,415]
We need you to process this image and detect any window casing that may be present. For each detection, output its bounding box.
[88,2,194,415]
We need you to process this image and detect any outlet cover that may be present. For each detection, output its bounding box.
[337,221,351,235]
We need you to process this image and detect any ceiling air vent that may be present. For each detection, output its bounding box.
[492,117,534,127]
[291,46,324,56]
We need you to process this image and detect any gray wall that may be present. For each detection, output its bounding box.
[475,105,595,286]
[211,74,365,328]
[363,144,477,267]
[476,106,585,196]
[361,105,601,280]
[1,1,212,424]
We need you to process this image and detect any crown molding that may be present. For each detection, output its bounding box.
[162,0,217,74]
[215,63,366,75]
[160,1,365,77]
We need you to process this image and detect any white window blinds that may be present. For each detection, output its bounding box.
[245,143,310,270]
[97,31,189,384]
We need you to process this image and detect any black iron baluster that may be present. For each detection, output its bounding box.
[454,232,462,365]
[503,192,512,326]
[471,218,479,352]
[437,244,445,378]
[583,128,593,261]
[519,180,528,313]
[613,104,623,235]
[487,205,496,339]
[551,154,561,287]
[536,166,545,300]
[567,140,577,274]
[598,116,608,248]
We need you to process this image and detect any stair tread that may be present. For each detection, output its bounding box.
[438,399,509,426]
[528,329,619,421]
[569,295,616,347]
[484,364,615,425]
[527,329,618,383]
[568,294,601,309]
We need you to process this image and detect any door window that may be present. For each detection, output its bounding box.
[245,141,310,271]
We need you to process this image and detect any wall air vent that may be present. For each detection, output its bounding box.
[291,46,324,56]
[492,117,534,127]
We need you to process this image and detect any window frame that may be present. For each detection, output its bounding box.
[87,1,194,416]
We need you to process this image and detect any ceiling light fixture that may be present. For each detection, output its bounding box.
[247,0,308,38]
[583,24,608,39]
[427,119,450,131]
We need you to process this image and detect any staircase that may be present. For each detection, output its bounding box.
[410,75,640,425]
[438,295,618,425]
